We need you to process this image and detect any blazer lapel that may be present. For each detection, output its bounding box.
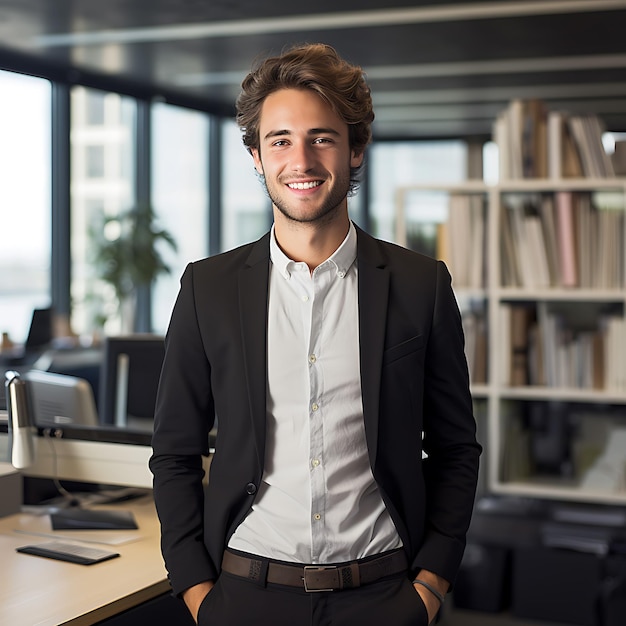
[238,233,271,469]
[355,226,389,468]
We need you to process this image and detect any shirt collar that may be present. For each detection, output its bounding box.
[270,222,357,280]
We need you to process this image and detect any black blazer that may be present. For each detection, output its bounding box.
[150,225,481,597]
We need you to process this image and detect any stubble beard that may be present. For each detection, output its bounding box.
[262,170,351,227]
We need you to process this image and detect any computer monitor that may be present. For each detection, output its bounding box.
[5,370,139,529]
[99,335,165,427]
[24,370,99,428]
[25,307,53,350]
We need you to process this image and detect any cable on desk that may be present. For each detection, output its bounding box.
[42,428,84,506]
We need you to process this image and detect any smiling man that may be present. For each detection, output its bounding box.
[150,43,481,626]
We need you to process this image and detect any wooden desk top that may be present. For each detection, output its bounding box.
[0,496,170,626]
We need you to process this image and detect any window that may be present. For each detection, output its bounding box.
[0,70,51,344]
[70,86,136,336]
[86,89,106,125]
[86,145,105,178]
[151,102,210,334]
[221,119,270,252]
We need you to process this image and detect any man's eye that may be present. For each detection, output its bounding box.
[313,137,332,144]
[272,139,289,147]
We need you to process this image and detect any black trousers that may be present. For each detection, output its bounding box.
[197,568,429,626]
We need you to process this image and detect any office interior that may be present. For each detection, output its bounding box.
[1,2,626,624]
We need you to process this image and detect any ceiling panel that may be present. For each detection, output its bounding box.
[0,0,625,139]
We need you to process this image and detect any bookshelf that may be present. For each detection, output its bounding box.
[395,177,626,505]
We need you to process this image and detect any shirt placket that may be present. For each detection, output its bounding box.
[307,265,332,563]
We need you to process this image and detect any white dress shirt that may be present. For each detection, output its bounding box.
[228,222,402,564]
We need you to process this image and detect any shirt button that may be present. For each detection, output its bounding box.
[311,459,320,468]
[309,354,316,364]
[337,270,345,278]
[313,513,321,521]
[301,295,309,302]
[245,483,257,495]
[311,403,319,412]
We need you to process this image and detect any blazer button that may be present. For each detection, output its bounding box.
[246,483,257,495]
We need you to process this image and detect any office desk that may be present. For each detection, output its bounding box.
[0,497,172,626]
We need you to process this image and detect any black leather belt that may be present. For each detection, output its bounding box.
[222,549,407,592]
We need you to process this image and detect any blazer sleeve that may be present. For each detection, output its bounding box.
[414,259,482,583]
[149,263,217,596]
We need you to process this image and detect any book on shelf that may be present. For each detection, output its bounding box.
[522,99,548,179]
[576,194,595,289]
[567,114,615,178]
[596,206,624,289]
[525,213,551,288]
[603,316,626,392]
[462,309,488,386]
[547,110,562,179]
[555,191,578,288]
[439,193,486,289]
[506,202,535,288]
[499,205,521,287]
[509,305,534,386]
[538,195,560,285]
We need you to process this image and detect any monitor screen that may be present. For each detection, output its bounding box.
[99,335,165,427]
[25,370,99,427]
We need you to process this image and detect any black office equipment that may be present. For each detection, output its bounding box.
[50,507,137,530]
[17,541,120,565]
[99,335,165,427]
[25,307,53,350]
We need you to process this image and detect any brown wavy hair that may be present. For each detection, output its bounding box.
[236,43,374,192]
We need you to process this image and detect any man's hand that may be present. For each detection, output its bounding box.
[412,570,449,624]
[182,580,215,624]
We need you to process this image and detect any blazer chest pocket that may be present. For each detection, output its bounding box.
[382,335,424,366]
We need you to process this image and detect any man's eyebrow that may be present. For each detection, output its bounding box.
[263,129,290,140]
[308,127,341,136]
[262,127,341,141]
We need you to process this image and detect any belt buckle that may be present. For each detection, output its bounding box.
[303,565,337,592]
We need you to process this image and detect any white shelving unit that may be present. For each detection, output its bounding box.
[395,178,626,505]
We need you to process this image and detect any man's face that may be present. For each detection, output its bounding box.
[251,88,363,226]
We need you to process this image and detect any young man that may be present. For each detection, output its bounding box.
[150,43,481,626]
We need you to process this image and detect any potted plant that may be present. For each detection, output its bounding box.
[91,203,177,332]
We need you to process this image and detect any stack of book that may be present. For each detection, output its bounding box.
[493,99,615,180]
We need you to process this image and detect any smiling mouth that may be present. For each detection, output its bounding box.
[287,180,322,190]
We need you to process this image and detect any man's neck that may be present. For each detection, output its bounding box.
[273,211,351,273]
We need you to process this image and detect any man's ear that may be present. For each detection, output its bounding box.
[251,148,264,175]
[350,149,364,169]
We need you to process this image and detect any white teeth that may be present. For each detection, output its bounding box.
[288,181,321,190]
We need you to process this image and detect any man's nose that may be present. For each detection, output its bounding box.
[291,142,315,172]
